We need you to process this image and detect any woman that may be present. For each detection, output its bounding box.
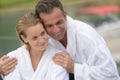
[3,12,69,80]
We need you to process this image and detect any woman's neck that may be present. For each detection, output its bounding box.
[29,49,45,71]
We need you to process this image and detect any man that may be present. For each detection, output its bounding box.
[35,0,120,80]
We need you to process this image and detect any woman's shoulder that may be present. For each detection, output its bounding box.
[7,45,26,58]
[47,43,62,55]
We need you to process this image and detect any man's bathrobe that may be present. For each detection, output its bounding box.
[4,44,69,80]
[49,16,120,80]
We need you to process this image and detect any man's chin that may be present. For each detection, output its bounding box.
[53,37,63,41]
[50,34,64,40]
[51,36,59,40]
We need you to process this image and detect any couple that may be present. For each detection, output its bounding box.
[1,0,120,80]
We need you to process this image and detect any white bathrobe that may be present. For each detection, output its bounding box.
[4,43,69,80]
[49,16,120,80]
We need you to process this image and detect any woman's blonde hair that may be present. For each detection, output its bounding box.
[16,12,42,49]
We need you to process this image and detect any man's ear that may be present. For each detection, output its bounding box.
[63,11,67,20]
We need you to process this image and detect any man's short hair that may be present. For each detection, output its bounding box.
[35,0,64,18]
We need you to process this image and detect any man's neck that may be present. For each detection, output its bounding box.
[59,34,67,48]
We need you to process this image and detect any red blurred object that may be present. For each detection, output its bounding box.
[75,5,120,16]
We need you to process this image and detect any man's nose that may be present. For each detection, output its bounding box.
[53,25,59,33]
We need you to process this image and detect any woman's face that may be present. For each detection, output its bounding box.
[22,23,48,51]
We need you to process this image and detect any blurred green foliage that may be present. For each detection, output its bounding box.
[0,12,24,57]
[0,0,34,9]
[116,12,120,18]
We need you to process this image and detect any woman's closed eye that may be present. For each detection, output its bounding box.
[32,36,38,40]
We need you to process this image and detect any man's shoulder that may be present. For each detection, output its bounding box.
[67,15,94,30]
[67,16,101,40]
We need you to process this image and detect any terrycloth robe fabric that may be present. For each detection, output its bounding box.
[49,16,120,80]
[3,44,69,80]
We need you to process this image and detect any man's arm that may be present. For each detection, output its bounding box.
[53,52,74,73]
[0,55,17,75]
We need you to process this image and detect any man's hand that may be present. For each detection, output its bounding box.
[53,52,74,73]
[0,55,17,75]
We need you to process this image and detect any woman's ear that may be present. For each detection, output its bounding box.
[20,35,28,43]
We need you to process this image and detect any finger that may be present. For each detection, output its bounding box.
[53,54,64,60]
[53,52,70,63]
[54,54,70,63]
[56,51,65,55]
[53,56,68,66]
[6,60,17,69]
[54,61,65,67]
[2,60,17,75]
[0,55,9,60]
[3,66,16,75]
[5,57,17,65]
[53,58,68,70]
[54,53,67,59]
[55,51,68,56]
[53,58,65,66]
[2,58,17,70]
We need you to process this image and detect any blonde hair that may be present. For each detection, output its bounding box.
[16,12,42,49]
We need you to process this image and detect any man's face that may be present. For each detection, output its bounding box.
[39,8,67,41]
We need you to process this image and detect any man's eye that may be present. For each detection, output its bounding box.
[56,20,63,25]
[46,25,52,28]
[57,21,62,25]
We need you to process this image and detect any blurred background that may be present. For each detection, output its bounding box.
[0,0,120,75]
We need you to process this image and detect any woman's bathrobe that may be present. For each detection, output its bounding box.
[49,16,120,80]
[4,44,69,80]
